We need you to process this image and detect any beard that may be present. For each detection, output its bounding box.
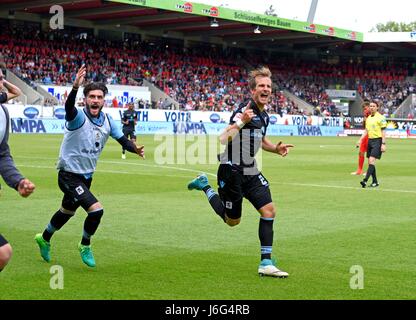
[86,103,103,117]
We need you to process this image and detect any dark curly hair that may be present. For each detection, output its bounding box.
[83,82,108,97]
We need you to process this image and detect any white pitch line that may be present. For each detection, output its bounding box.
[19,156,217,177]
[16,163,217,178]
[15,158,416,194]
[16,156,217,177]
[102,160,218,178]
[273,182,416,194]
[319,145,348,148]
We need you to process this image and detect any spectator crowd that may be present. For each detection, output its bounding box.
[0,20,414,117]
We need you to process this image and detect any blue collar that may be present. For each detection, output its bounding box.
[83,108,105,126]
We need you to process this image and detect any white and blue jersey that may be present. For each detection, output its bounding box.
[57,108,123,178]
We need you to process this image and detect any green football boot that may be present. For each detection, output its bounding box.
[187,174,209,191]
[78,243,96,268]
[35,233,51,262]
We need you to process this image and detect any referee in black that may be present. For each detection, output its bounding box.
[121,102,138,159]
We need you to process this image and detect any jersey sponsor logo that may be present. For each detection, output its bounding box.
[81,148,101,155]
[75,186,84,195]
[250,130,264,138]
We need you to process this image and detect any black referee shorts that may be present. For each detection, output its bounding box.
[58,170,98,212]
[0,234,8,247]
[367,138,382,159]
[217,164,273,220]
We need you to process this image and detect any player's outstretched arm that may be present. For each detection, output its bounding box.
[116,136,145,159]
[262,137,294,157]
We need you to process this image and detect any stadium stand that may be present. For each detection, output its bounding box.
[0,18,414,116]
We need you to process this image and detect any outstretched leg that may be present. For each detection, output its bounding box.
[188,174,226,222]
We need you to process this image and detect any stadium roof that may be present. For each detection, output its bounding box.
[1,0,415,55]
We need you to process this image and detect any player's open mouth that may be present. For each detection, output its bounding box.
[90,105,100,109]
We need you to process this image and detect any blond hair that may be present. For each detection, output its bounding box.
[248,66,272,90]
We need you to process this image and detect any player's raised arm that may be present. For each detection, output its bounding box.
[1,80,22,102]
[0,68,21,102]
[73,64,86,90]
[219,108,255,145]
[65,65,86,121]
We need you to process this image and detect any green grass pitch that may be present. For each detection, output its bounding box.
[0,134,415,299]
